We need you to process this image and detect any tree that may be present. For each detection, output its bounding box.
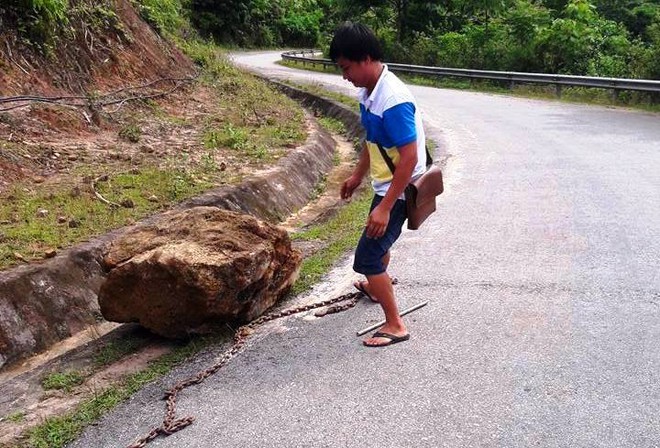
[332,0,429,43]
[535,0,634,75]
[188,0,325,47]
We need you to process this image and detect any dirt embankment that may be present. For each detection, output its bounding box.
[0,0,195,187]
[0,0,309,274]
[0,0,193,96]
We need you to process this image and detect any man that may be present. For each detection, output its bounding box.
[329,22,427,347]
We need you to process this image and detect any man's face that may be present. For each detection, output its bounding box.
[336,56,371,87]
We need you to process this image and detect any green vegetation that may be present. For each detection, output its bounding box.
[187,0,325,47]
[131,0,185,35]
[0,167,218,269]
[317,117,347,165]
[93,336,150,367]
[41,371,85,393]
[0,0,182,46]
[290,191,371,295]
[203,121,301,162]
[187,0,660,83]
[340,0,660,81]
[0,0,125,54]
[3,411,26,424]
[180,40,306,162]
[280,77,359,110]
[22,335,222,448]
[118,124,141,143]
[318,117,346,135]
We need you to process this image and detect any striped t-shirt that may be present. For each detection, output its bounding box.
[359,65,426,197]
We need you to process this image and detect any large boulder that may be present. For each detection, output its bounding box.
[98,207,301,338]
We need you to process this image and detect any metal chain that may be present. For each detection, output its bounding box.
[127,291,363,448]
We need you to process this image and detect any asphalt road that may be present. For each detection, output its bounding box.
[70,52,660,448]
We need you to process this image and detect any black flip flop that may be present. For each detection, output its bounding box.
[363,331,410,347]
[353,281,378,303]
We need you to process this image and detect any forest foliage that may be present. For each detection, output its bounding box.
[187,0,660,79]
[2,0,659,79]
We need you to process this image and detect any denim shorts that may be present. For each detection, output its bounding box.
[353,194,407,276]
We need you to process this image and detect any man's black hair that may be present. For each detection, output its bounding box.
[329,22,383,62]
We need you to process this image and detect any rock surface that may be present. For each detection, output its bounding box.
[0,245,107,370]
[98,207,302,338]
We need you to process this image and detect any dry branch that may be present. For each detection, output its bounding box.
[92,175,121,208]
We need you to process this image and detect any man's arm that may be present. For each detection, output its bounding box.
[340,141,370,200]
[365,140,417,238]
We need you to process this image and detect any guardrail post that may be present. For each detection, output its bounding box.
[509,80,516,90]
[611,89,620,102]
[555,84,562,98]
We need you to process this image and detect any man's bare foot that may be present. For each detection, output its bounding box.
[363,324,409,347]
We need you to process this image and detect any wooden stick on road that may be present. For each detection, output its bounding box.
[356,301,429,336]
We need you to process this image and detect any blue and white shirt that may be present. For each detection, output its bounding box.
[359,65,426,197]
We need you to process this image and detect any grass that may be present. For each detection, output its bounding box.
[3,411,26,424]
[41,371,86,393]
[332,150,341,166]
[318,116,346,135]
[203,122,299,162]
[285,80,359,111]
[185,43,306,147]
[309,174,328,202]
[300,82,359,110]
[20,334,223,448]
[0,167,216,269]
[118,124,141,143]
[317,117,349,167]
[93,335,150,367]
[290,190,371,295]
[279,59,660,113]
[276,61,359,109]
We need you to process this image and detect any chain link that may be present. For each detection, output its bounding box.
[127,291,363,448]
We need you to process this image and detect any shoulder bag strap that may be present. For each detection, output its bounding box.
[424,147,433,167]
[376,143,397,174]
[377,142,434,172]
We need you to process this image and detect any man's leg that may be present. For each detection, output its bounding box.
[363,272,407,346]
[381,250,390,271]
[353,251,392,301]
[352,195,408,344]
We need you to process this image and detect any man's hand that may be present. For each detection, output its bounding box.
[366,204,390,239]
[341,175,362,200]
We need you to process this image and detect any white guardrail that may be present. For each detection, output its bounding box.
[282,50,660,95]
